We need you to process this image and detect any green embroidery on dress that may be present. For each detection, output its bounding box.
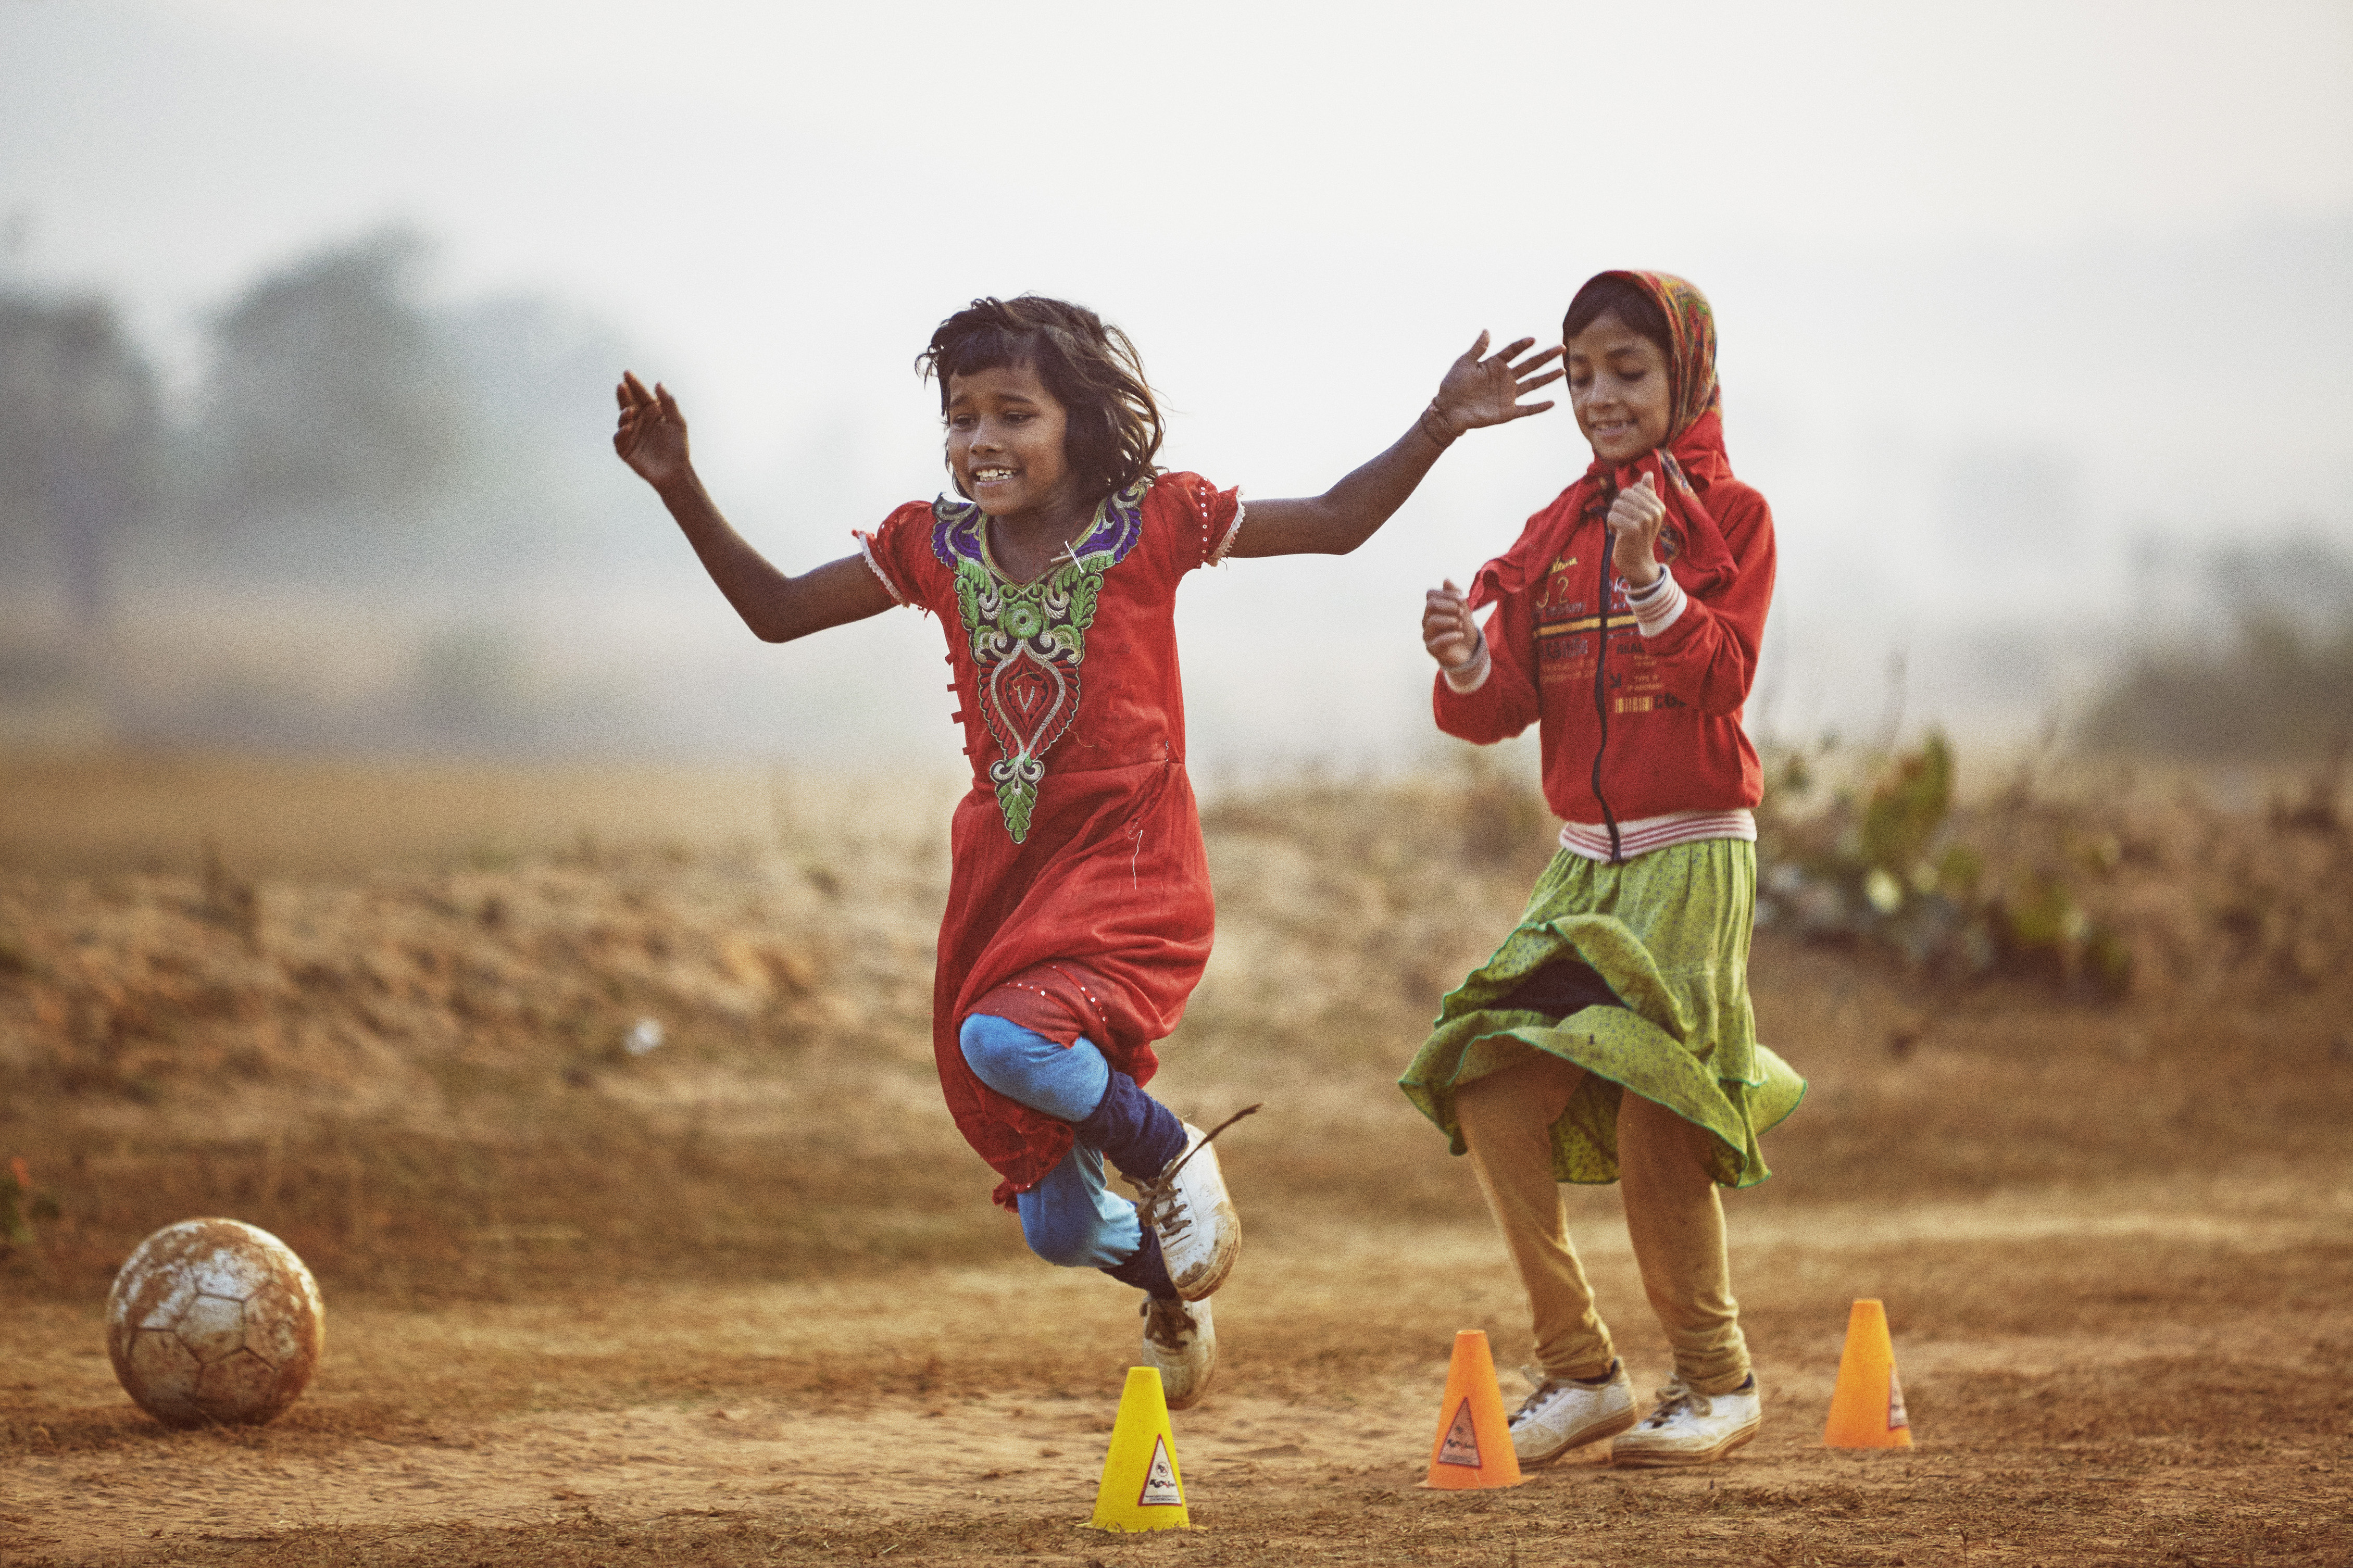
[936,481,1146,843]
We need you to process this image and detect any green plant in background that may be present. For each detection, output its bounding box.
[1935,843,1984,902]
[1860,730,1953,882]
[1758,731,2133,1000]
[2,1156,61,1254]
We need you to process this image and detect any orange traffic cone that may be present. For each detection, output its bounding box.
[1823,1299,1913,1448]
[1419,1330,1530,1489]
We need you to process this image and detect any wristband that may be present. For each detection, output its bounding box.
[1623,569,1686,635]
[1442,635,1492,693]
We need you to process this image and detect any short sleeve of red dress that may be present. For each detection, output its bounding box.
[1160,473,1244,574]
[852,500,946,611]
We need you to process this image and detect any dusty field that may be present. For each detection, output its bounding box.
[3,755,2350,1565]
[0,752,895,880]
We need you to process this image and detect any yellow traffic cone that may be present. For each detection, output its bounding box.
[1419,1330,1530,1489]
[1089,1366,1192,1532]
[1823,1299,1913,1448]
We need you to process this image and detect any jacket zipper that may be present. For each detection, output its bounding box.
[1587,496,1624,863]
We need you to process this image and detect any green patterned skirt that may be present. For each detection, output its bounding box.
[1398,838,1805,1188]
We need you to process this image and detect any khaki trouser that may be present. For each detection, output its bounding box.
[1454,1050,1751,1395]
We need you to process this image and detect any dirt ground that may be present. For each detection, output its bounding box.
[4,756,2350,1565]
[9,1185,2349,1566]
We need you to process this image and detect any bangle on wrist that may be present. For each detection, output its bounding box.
[1418,401,1458,449]
[1443,634,1491,692]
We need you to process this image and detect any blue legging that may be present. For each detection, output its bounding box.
[958,1014,1142,1269]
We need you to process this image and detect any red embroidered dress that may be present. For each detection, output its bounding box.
[856,472,1243,1205]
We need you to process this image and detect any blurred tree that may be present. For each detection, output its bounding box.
[2081,537,2353,759]
[0,292,162,632]
[184,227,475,577]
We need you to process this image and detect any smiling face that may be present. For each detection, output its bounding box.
[1566,311,1673,467]
[945,361,1083,522]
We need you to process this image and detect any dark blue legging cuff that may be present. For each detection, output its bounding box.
[1099,1226,1180,1299]
[1072,1070,1186,1183]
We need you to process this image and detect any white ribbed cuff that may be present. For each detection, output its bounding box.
[1624,570,1686,636]
[1442,637,1492,693]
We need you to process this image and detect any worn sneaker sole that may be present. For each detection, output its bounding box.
[1517,1405,1640,1468]
[1163,1357,1216,1411]
[1142,1299,1217,1411]
[1610,1416,1761,1469]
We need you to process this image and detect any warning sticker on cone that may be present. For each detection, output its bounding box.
[1136,1436,1182,1507]
[1436,1399,1482,1468]
[1887,1366,1910,1430]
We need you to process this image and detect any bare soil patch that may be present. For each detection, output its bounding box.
[8,1195,2348,1565]
[4,757,2350,1564]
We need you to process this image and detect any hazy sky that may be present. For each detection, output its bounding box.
[5,0,2351,763]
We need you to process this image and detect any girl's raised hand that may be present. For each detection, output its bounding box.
[614,370,692,491]
[1427,332,1565,440]
[1422,578,1483,670]
[1607,473,1668,587]
[1225,332,1559,559]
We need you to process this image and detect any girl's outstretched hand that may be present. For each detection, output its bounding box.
[1607,473,1668,587]
[1422,578,1483,670]
[614,370,692,491]
[1427,332,1565,441]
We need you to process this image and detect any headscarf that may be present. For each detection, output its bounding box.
[1470,270,1740,609]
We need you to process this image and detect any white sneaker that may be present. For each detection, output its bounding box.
[1133,1123,1240,1301]
[1610,1376,1762,1467]
[1508,1361,1638,1467]
[1140,1295,1216,1410]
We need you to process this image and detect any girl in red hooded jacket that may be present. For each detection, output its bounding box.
[1400,272,1806,1470]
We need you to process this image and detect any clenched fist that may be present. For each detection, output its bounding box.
[1608,472,1668,588]
[1423,578,1482,670]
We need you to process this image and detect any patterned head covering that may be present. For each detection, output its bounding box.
[1612,270,1720,444]
[1580,269,1735,593]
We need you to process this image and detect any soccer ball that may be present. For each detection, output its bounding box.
[106,1218,324,1428]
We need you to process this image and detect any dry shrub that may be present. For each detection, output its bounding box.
[1761,738,2353,1004]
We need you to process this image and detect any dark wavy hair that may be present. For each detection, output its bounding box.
[917,296,1165,500]
[1562,273,1672,359]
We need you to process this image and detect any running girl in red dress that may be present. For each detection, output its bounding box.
[612,296,1560,1407]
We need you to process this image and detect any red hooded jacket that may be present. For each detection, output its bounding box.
[1435,271,1775,833]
